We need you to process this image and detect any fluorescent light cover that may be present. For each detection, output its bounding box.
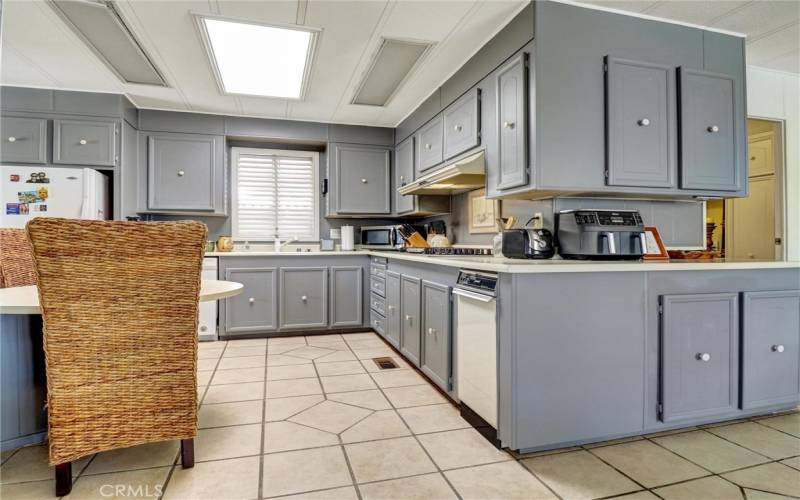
[202,17,314,98]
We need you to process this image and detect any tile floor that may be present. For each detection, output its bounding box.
[1,331,799,499]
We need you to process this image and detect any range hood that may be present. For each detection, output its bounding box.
[398,150,485,196]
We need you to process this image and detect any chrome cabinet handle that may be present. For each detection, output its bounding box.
[7,136,16,142]
[503,121,515,129]
[696,352,711,362]
[301,295,308,302]
[79,139,88,145]
[772,344,785,353]
[248,297,255,304]
[707,125,720,133]
[177,170,185,177]
[454,125,462,132]
[637,118,650,127]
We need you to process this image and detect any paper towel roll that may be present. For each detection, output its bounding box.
[340,225,354,251]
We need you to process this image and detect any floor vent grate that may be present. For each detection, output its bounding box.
[373,357,399,370]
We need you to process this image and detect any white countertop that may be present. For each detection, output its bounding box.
[206,249,799,274]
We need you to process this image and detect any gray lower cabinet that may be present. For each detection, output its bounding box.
[53,119,117,167]
[495,52,529,191]
[330,266,363,327]
[146,132,224,212]
[280,267,328,329]
[0,117,47,164]
[329,143,391,215]
[224,268,278,333]
[660,293,739,422]
[415,115,444,174]
[394,137,416,215]
[384,271,402,348]
[443,89,480,160]
[421,281,451,390]
[400,275,422,365]
[741,290,800,410]
[605,57,675,188]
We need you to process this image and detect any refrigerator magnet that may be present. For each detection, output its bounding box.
[9,174,19,182]
[6,203,20,215]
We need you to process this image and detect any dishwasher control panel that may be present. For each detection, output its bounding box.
[456,270,498,295]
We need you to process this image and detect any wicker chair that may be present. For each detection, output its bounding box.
[0,228,38,288]
[26,218,207,496]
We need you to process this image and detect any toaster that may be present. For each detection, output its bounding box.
[501,228,555,259]
[555,209,646,260]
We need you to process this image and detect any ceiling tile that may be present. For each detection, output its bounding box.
[647,1,750,26]
[762,49,800,73]
[1,44,59,87]
[746,23,800,65]
[711,0,800,40]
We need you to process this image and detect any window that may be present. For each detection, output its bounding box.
[232,148,319,242]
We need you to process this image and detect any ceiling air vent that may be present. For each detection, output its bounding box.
[48,0,166,86]
[351,38,432,107]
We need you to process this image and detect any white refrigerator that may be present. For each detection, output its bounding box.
[1,165,110,228]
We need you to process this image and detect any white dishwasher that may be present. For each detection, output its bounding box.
[198,257,218,341]
[453,270,499,447]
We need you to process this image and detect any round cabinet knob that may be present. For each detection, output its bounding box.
[637,118,651,127]
[425,143,432,150]
[772,344,785,353]
[7,136,16,142]
[454,125,462,132]
[399,175,405,183]
[405,315,411,322]
[361,178,367,184]
[200,325,208,332]
[374,320,380,326]
[248,297,255,304]
[79,139,88,145]
[696,352,711,362]
[503,121,515,129]
[427,327,436,335]
[387,305,394,311]
[177,170,185,177]
[707,125,720,133]
[301,295,308,302]
[751,156,757,161]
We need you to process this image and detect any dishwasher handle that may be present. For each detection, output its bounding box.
[453,288,495,303]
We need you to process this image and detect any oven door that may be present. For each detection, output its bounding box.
[360,227,398,249]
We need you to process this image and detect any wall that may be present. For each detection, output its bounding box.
[746,66,800,261]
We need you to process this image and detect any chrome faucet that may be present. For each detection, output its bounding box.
[274,235,297,252]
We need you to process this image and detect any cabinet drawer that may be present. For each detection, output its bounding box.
[370,309,386,337]
[370,292,386,316]
[443,89,480,160]
[53,119,116,166]
[416,115,444,173]
[741,290,800,410]
[224,267,278,333]
[0,117,47,164]
[280,267,328,329]
[370,275,386,297]
[371,256,388,266]
[371,263,387,279]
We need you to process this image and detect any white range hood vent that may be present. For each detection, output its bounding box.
[398,150,486,196]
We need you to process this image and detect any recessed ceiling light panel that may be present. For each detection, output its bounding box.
[352,38,433,107]
[196,15,319,100]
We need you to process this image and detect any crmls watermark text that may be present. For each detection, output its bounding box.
[100,484,163,497]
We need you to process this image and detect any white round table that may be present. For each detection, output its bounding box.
[0,279,243,315]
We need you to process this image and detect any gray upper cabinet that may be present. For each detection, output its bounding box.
[53,119,117,167]
[224,267,278,334]
[330,143,391,215]
[421,281,451,390]
[400,275,422,366]
[146,132,224,212]
[280,267,328,329]
[605,57,676,188]
[741,290,800,410]
[415,115,444,174]
[495,52,528,191]
[330,266,363,328]
[679,68,739,191]
[443,89,480,160]
[394,137,416,215]
[0,117,47,164]
[384,271,402,349]
[660,293,739,422]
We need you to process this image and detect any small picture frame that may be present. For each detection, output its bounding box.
[643,226,669,261]
[320,239,335,251]
[468,188,501,234]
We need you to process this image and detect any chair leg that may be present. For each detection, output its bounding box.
[181,438,194,469]
[55,462,72,496]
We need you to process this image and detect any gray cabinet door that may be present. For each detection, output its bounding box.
[0,117,47,164]
[330,266,363,328]
[679,68,740,191]
[443,89,480,160]
[224,267,278,333]
[147,133,223,211]
[394,137,416,215]
[400,275,422,366]
[332,143,391,215]
[605,57,676,188]
[495,52,528,190]
[415,115,444,174]
[421,281,451,390]
[280,267,328,329]
[53,119,116,166]
[384,270,401,348]
[741,290,800,410]
[660,293,739,422]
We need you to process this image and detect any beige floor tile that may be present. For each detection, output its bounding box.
[267,363,318,380]
[352,348,396,360]
[224,346,268,358]
[652,430,770,473]
[344,338,388,350]
[0,445,90,484]
[398,404,470,434]
[321,374,377,393]
[306,340,351,351]
[264,421,339,453]
[757,413,800,438]
[743,489,795,500]
[341,410,411,443]
[370,369,427,388]
[698,418,750,429]
[383,385,446,408]
[211,367,265,385]
[359,473,457,500]
[653,476,744,500]
[203,381,264,404]
[195,424,262,462]
[217,355,268,370]
[510,446,582,459]
[1,449,16,464]
[83,440,178,475]
[0,479,54,499]
[283,345,336,360]
[361,357,410,373]
[315,361,366,376]
[163,456,260,500]
[445,460,557,500]
[326,390,392,411]
[228,338,268,347]
[199,400,263,429]
[269,337,307,346]
[583,436,643,449]
[69,466,170,500]
[268,354,314,366]
[643,426,698,438]
[342,332,380,341]
[315,350,358,363]
[418,428,511,470]
[781,456,800,470]
[590,440,707,488]
[274,486,359,499]
[199,340,226,349]
[197,370,214,386]
[708,422,800,459]
[344,436,436,483]
[608,491,659,499]
[197,358,219,371]
[722,463,800,497]
[289,400,371,433]
[265,395,325,421]
[270,344,309,355]
[198,348,224,360]
[262,446,352,497]
[266,377,323,398]
[306,334,344,341]
[522,449,640,499]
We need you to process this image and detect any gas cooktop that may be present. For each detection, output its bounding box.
[405,247,492,256]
